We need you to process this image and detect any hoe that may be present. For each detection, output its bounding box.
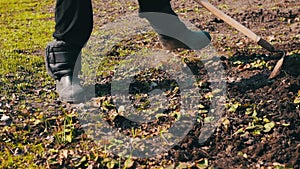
[195,0,286,79]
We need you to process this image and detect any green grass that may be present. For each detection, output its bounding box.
[0,0,298,168]
[0,0,54,75]
[0,0,54,168]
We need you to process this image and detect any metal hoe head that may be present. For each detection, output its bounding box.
[269,50,286,79]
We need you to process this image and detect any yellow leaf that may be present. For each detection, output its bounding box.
[124,158,134,168]
[264,121,275,132]
[66,134,72,143]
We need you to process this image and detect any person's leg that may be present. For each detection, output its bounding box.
[137,0,176,16]
[137,0,211,50]
[53,0,93,48]
[45,0,93,103]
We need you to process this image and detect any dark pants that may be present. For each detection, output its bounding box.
[53,0,176,48]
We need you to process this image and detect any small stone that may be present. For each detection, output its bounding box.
[1,114,10,121]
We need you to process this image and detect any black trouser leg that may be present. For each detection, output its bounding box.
[137,0,186,41]
[46,0,93,103]
[137,0,176,15]
[137,0,211,50]
[53,0,93,48]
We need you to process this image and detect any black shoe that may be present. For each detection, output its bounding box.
[159,30,211,50]
[56,75,88,103]
[45,40,93,103]
[140,12,211,50]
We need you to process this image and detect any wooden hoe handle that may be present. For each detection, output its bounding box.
[194,0,275,52]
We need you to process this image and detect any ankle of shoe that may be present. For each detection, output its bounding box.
[141,13,188,36]
[45,40,81,80]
